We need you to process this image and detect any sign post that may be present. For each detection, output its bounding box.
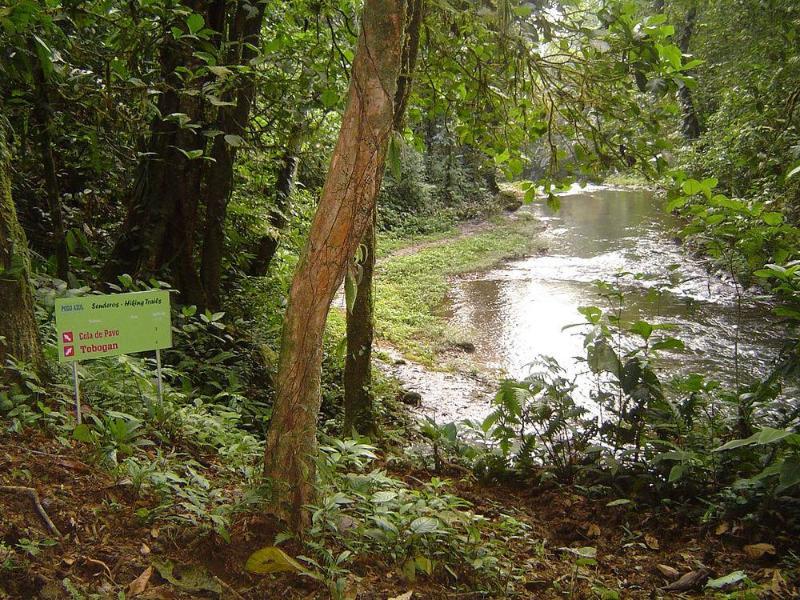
[55,290,172,421]
[71,362,80,424]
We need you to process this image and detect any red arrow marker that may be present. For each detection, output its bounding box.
[62,331,74,343]
[63,346,75,357]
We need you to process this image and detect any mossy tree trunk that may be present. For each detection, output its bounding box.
[0,130,44,381]
[263,0,405,532]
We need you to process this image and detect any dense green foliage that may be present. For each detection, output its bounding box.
[2,0,800,597]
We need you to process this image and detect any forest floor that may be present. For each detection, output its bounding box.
[1,429,797,599]
[2,198,799,599]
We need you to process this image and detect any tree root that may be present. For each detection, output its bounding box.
[0,485,63,538]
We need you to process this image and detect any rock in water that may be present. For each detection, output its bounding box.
[454,341,476,353]
[401,391,422,406]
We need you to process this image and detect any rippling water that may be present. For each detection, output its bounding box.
[447,186,782,390]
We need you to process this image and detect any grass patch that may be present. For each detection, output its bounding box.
[376,226,460,259]
[374,213,543,363]
[603,172,652,187]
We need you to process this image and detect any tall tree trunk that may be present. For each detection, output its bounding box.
[200,1,267,309]
[343,210,377,436]
[343,0,422,436]
[248,124,304,277]
[101,34,207,304]
[102,0,228,307]
[263,0,405,532]
[0,129,44,381]
[29,38,69,281]
[676,7,702,140]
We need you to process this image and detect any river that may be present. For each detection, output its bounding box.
[386,185,784,425]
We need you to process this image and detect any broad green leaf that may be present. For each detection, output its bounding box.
[606,498,632,507]
[657,44,682,70]
[629,320,653,340]
[387,133,402,180]
[414,555,433,575]
[344,270,356,314]
[401,558,416,582]
[778,457,800,492]
[186,13,204,34]
[762,212,783,226]
[587,340,621,376]
[72,424,93,442]
[701,177,718,191]
[32,34,54,79]
[207,95,236,107]
[668,464,686,483]
[370,491,397,503]
[245,546,307,574]
[650,338,684,351]
[681,179,702,195]
[577,305,602,324]
[208,65,232,77]
[409,516,440,534]
[176,148,204,160]
[755,427,794,445]
[321,89,339,108]
[706,570,746,590]
[666,196,688,212]
[559,546,597,559]
[681,58,704,70]
[223,134,243,147]
[715,427,794,452]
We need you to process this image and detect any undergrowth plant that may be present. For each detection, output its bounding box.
[452,273,800,527]
[252,436,515,598]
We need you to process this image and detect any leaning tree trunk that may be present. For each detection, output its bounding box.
[0,129,44,381]
[343,210,377,436]
[342,0,422,436]
[263,0,405,532]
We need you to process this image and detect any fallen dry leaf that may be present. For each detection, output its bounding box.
[715,522,730,536]
[744,543,776,560]
[645,534,660,550]
[388,592,413,600]
[770,569,788,595]
[656,564,679,579]
[586,523,601,537]
[140,543,151,556]
[663,569,710,592]
[55,458,90,472]
[128,566,153,597]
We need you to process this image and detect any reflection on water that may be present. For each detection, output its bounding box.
[448,186,782,389]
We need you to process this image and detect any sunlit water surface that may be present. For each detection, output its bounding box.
[437,186,783,417]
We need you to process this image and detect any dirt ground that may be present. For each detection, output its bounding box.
[1,431,798,599]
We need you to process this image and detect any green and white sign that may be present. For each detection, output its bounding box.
[55,290,172,363]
